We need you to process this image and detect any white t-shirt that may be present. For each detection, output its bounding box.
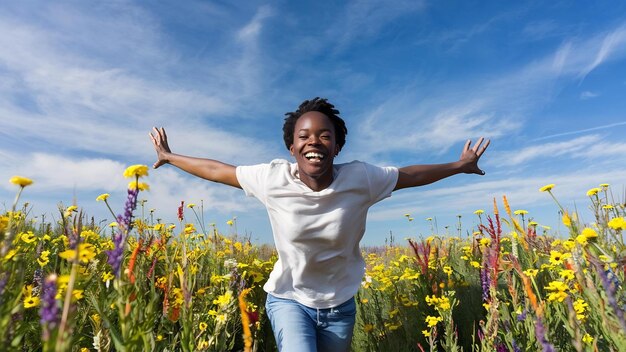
[236,159,398,309]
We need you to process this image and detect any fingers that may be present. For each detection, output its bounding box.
[477,139,490,157]
[463,139,471,151]
[471,137,485,153]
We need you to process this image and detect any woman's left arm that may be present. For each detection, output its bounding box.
[394,137,490,191]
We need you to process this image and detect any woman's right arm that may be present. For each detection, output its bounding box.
[149,127,241,189]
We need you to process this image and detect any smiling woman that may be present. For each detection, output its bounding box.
[149,97,489,352]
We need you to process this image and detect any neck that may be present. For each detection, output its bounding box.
[296,168,333,191]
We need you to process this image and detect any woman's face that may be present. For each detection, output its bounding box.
[290,111,339,185]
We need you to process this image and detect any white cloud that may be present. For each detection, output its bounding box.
[580,91,599,100]
[237,5,273,42]
[369,167,626,223]
[579,25,626,81]
[532,121,626,141]
[330,0,426,50]
[488,135,602,167]
[0,153,126,192]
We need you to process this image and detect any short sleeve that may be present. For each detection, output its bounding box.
[236,163,271,203]
[363,163,399,204]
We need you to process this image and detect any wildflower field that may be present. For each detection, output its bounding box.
[1,167,625,351]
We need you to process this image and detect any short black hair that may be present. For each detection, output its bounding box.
[282,97,348,151]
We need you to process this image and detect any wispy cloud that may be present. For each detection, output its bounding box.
[580,90,599,100]
[237,5,273,42]
[488,135,601,167]
[369,166,626,223]
[532,122,626,141]
[330,0,426,50]
[578,24,626,81]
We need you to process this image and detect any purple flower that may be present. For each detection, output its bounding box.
[516,308,527,322]
[496,344,508,352]
[480,266,490,302]
[0,274,7,305]
[511,339,521,352]
[594,261,626,331]
[105,187,139,276]
[39,274,59,341]
[534,320,555,352]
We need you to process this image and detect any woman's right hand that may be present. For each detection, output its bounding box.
[149,127,171,169]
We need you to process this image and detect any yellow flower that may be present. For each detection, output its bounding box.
[479,238,491,247]
[156,335,164,341]
[545,280,568,292]
[37,250,50,267]
[24,296,40,308]
[425,315,442,328]
[102,271,115,282]
[187,203,196,208]
[586,188,601,196]
[96,193,110,202]
[443,266,452,275]
[513,210,528,215]
[128,181,150,191]
[123,164,149,178]
[474,209,484,215]
[523,269,538,277]
[199,322,208,331]
[560,269,575,281]
[575,234,588,246]
[603,204,614,210]
[470,261,481,268]
[581,227,598,239]
[547,291,568,302]
[582,333,593,344]
[20,231,37,244]
[66,205,78,213]
[198,340,209,349]
[549,251,571,266]
[528,221,538,226]
[607,217,626,231]
[72,290,84,300]
[226,219,234,226]
[562,240,575,251]
[562,213,571,227]
[80,348,89,352]
[364,324,374,333]
[573,299,588,321]
[215,314,227,324]
[539,183,555,192]
[213,291,233,307]
[9,176,33,187]
[4,248,17,262]
[59,243,97,263]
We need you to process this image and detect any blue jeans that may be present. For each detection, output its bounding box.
[265,294,356,352]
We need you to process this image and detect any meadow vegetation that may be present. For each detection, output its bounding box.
[1,168,624,351]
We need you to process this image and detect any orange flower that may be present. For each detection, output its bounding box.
[238,288,254,352]
[126,239,144,284]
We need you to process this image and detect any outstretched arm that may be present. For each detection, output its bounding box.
[394,137,490,191]
[149,127,241,189]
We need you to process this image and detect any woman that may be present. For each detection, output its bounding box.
[150,97,489,352]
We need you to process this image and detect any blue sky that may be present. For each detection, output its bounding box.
[1,1,626,246]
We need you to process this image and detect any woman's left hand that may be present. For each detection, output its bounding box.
[459,137,490,175]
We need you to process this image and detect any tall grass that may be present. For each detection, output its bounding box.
[1,171,624,351]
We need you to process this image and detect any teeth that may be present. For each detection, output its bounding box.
[305,152,325,160]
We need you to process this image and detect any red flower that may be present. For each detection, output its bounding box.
[177,201,184,221]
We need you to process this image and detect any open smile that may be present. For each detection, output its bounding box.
[304,151,327,163]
